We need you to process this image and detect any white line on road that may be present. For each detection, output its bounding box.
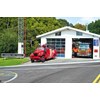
[3,72,18,83]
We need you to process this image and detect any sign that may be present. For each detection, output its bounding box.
[1,53,24,58]
[94,49,98,53]
[93,39,99,46]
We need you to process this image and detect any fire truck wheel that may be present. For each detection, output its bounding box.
[31,59,34,63]
[41,56,45,62]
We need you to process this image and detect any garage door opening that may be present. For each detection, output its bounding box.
[72,38,93,58]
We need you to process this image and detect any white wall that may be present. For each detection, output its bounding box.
[93,38,99,59]
[18,42,24,54]
[65,37,72,59]
[41,37,46,45]
[61,29,97,38]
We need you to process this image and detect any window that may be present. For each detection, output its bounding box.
[76,31,83,36]
[55,32,61,36]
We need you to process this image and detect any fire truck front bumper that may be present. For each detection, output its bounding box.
[31,56,42,61]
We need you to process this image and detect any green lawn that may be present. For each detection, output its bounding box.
[0,58,29,66]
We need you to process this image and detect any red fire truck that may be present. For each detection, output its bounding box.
[77,43,92,57]
[30,44,57,62]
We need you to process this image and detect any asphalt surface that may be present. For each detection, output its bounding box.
[0,61,100,83]
[0,70,17,83]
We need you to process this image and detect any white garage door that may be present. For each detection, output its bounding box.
[47,38,65,57]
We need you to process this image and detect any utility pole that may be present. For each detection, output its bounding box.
[24,17,26,57]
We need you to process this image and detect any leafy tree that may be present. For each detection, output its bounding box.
[74,23,86,30]
[0,17,17,31]
[0,29,18,54]
[25,17,66,56]
[57,19,69,26]
[88,19,100,34]
[69,23,74,27]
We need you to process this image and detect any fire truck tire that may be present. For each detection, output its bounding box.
[31,59,34,63]
[41,56,45,62]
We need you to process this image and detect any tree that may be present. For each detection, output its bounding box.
[0,17,71,56]
[74,23,86,31]
[88,19,100,34]
[57,19,69,27]
[0,17,17,31]
[0,29,18,54]
[69,23,74,27]
[25,17,67,56]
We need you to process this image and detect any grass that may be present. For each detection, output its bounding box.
[0,58,29,66]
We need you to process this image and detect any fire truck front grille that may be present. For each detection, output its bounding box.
[34,53,38,56]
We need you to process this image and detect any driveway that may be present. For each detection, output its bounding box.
[23,58,100,65]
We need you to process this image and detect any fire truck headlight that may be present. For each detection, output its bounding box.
[38,53,41,56]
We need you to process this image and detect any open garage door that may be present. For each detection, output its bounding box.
[72,38,93,58]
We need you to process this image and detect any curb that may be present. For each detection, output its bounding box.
[0,60,100,68]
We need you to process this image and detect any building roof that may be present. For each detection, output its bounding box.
[36,26,100,38]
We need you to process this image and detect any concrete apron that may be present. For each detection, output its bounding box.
[22,58,100,65]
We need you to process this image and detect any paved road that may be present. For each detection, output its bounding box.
[0,62,100,83]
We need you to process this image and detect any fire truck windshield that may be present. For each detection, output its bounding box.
[79,44,89,50]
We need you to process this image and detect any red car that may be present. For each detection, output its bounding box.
[30,44,57,62]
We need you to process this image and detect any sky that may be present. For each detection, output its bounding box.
[57,17,100,25]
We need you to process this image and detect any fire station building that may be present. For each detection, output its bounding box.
[36,26,100,59]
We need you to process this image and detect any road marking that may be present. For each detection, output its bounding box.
[3,72,18,83]
[92,74,100,83]
[98,80,100,83]
[0,73,5,76]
